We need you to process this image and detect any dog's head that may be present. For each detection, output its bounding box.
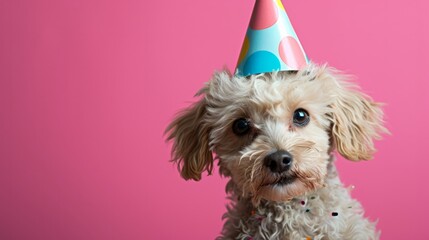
[166,64,386,204]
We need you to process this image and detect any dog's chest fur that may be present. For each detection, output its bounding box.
[219,161,379,240]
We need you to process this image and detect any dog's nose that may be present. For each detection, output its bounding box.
[264,150,293,173]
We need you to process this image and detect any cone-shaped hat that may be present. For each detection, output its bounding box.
[236,0,309,76]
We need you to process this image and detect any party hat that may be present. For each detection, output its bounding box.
[236,0,309,77]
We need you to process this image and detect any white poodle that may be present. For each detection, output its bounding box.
[166,64,386,239]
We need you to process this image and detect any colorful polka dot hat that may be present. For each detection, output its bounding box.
[236,0,309,77]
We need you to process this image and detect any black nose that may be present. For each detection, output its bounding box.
[264,150,293,173]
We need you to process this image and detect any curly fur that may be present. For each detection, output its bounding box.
[165,63,386,239]
[219,160,379,240]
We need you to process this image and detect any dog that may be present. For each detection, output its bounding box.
[166,63,386,239]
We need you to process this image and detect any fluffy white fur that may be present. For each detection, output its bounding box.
[166,64,386,239]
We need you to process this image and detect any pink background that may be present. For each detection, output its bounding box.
[0,0,428,239]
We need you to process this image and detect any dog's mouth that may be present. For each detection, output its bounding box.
[275,176,296,185]
[262,175,297,187]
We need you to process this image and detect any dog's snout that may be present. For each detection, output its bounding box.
[264,150,293,173]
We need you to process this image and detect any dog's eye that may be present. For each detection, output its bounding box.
[293,109,310,127]
[232,118,251,136]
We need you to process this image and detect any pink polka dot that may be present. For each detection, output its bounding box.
[249,0,279,30]
[278,36,307,69]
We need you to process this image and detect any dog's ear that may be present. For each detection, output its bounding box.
[318,67,387,161]
[165,96,213,181]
